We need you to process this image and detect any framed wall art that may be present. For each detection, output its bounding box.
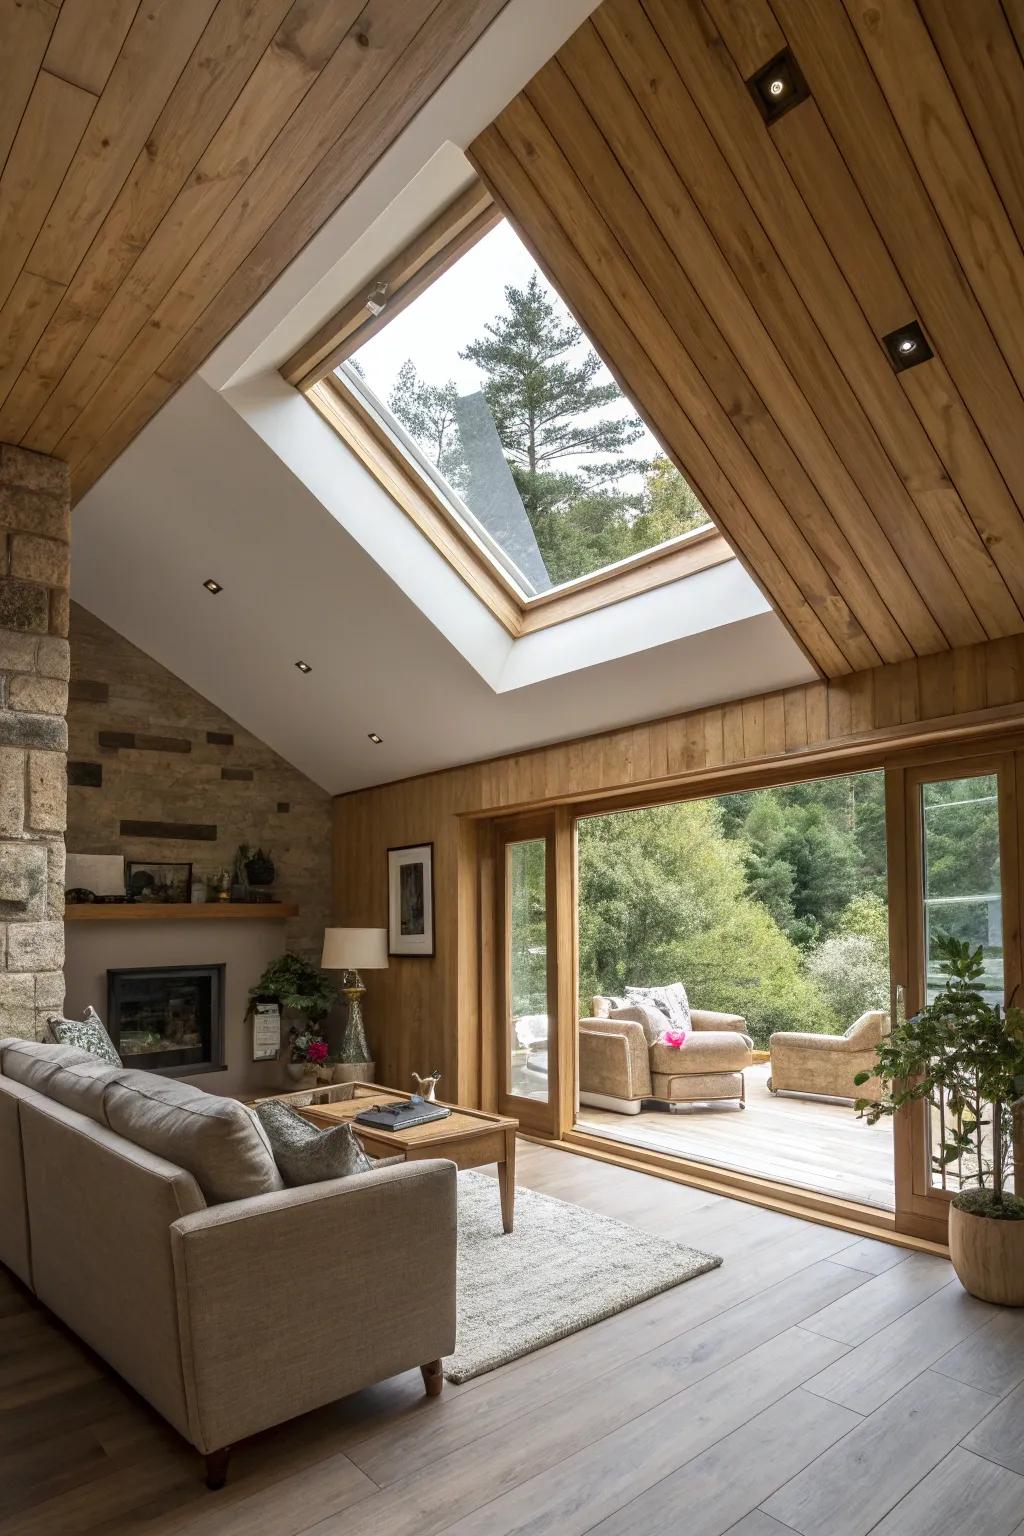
[387,843,435,956]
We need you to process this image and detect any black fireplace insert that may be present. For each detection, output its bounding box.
[106,964,225,1074]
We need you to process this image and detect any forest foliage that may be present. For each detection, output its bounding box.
[382,271,707,587]
[510,771,1001,1051]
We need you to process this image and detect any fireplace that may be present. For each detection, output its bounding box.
[107,965,225,1074]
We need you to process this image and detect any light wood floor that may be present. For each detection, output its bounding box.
[578,1062,896,1209]
[2,1141,1023,1535]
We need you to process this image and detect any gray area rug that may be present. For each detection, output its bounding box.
[446,1171,721,1383]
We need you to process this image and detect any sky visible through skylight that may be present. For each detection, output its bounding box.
[344,218,709,595]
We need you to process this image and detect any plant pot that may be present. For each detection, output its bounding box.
[949,1202,1024,1306]
[246,856,275,886]
[333,1060,375,1086]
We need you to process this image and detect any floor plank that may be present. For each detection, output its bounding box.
[828,1236,910,1276]
[963,1380,1024,1475]
[800,1251,958,1345]
[932,1309,1024,1400]
[585,1387,860,1535]
[866,1445,1024,1536]
[804,1282,996,1414]
[762,1370,998,1536]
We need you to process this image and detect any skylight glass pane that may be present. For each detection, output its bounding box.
[340,219,711,597]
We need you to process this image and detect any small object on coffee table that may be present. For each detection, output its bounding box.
[412,1070,441,1102]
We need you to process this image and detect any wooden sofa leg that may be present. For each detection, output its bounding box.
[421,1359,444,1397]
[204,1448,230,1490]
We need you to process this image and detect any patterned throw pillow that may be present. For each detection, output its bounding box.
[255,1100,393,1187]
[625,983,692,1036]
[48,1006,121,1067]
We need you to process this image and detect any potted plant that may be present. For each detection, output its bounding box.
[245,847,275,887]
[249,953,337,1084]
[855,935,1024,1305]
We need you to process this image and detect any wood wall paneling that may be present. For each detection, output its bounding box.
[468,0,1024,678]
[0,0,509,497]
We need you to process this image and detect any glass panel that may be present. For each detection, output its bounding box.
[921,776,1002,1006]
[575,770,894,1210]
[507,837,549,1103]
[920,774,1007,1192]
[341,219,711,597]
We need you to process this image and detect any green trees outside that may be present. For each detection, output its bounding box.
[577,772,892,1049]
[385,271,707,586]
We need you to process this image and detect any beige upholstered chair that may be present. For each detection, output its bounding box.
[768,1010,890,1102]
[579,997,753,1114]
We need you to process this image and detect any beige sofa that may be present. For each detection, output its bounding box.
[0,1039,457,1488]
[580,997,753,1114]
[768,1010,890,1102]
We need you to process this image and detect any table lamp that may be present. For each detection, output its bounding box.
[322,927,388,1068]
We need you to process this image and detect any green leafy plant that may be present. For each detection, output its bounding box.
[250,952,336,1025]
[854,935,1024,1215]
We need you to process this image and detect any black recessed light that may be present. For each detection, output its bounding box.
[747,49,810,124]
[203,578,223,594]
[368,732,383,744]
[295,660,312,674]
[882,320,934,373]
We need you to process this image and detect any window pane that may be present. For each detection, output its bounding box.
[920,773,1007,1193]
[507,838,549,1103]
[342,220,710,596]
[921,776,1002,1006]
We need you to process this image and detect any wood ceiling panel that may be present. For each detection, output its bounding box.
[469,0,1024,676]
[0,0,507,496]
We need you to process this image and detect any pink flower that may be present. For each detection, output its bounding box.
[306,1040,329,1064]
[661,1029,688,1049]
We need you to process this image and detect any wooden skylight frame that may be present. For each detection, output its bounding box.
[283,182,732,638]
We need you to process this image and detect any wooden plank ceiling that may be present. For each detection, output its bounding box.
[0,0,506,503]
[469,0,1024,677]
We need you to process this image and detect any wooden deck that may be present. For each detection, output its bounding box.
[576,1062,895,1210]
[3,1141,1022,1536]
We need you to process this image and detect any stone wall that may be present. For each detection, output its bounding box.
[67,604,331,957]
[0,445,70,1040]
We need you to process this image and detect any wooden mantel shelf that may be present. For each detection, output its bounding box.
[65,903,298,923]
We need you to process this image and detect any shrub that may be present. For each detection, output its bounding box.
[806,931,889,1032]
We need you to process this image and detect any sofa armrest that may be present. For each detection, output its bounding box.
[690,1009,747,1032]
[579,1018,652,1098]
[170,1159,457,1454]
[770,1031,850,1053]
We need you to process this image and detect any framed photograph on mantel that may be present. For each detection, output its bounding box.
[387,843,434,957]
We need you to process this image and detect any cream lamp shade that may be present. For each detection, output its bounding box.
[321,927,389,971]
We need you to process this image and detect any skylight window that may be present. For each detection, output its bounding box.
[336,219,711,600]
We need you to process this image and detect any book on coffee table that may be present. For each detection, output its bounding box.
[354,1099,451,1132]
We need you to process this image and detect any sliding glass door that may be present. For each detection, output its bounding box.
[495,812,561,1134]
[893,752,1020,1239]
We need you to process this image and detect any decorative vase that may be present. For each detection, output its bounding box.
[949,1202,1024,1306]
[246,852,275,886]
[316,1064,334,1085]
[284,1061,315,1085]
[333,1060,375,1085]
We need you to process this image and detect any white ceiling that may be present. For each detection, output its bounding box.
[71,0,818,796]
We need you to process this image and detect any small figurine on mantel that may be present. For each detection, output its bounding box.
[412,1070,442,1103]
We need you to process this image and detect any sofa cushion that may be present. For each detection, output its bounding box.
[254,1100,403,1187]
[609,1003,666,1045]
[625,982,692,1034]
[649,1030,751,1075]
[48,1006,121,1067]
[103,1071,284,1205]
[0,1039,120,1123]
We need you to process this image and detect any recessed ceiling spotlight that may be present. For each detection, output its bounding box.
[368,732,383,744]
[747,49,810,124]
[295,660,312,674]
[882,320,934,373]
[202,579,222,594]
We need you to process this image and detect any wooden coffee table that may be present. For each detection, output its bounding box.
[267,1082,520,1232]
